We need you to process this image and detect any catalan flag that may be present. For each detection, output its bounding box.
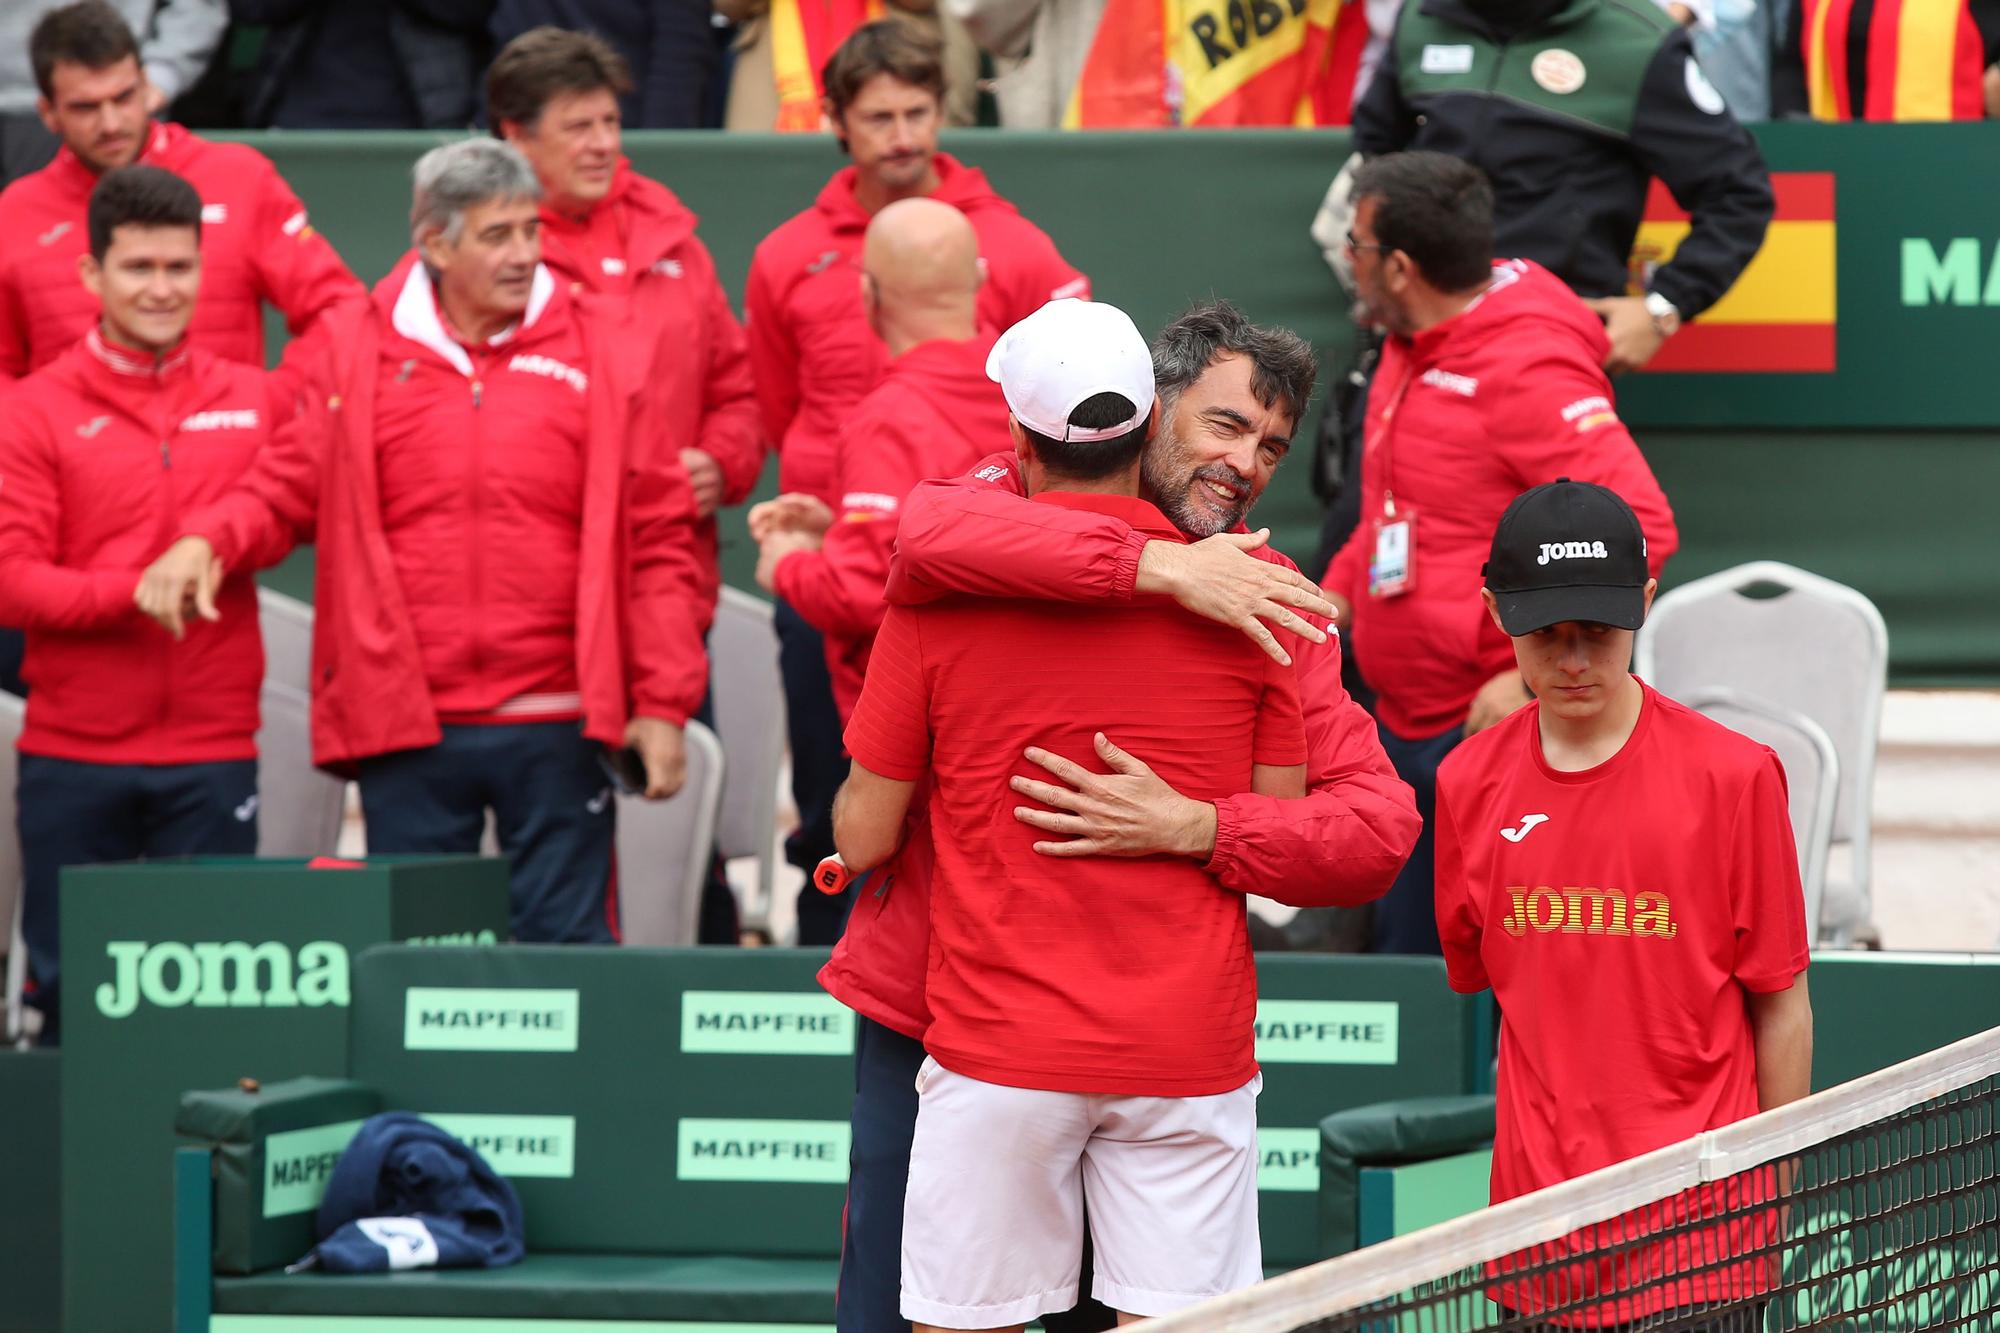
[1634,173,1837,374]
[1802,0,1989,121]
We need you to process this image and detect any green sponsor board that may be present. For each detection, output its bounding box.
[405,988,582,1052]
[424,1114,578,1179]
[1258,1127,1322,1193]
[679,990,855,1056]
[263,1120,366,1218]
[675,1119,851,1184]
[1255,1000,1400,1065]
[61,856,508,1333]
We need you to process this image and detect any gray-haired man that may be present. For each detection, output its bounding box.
[136,138,712,943]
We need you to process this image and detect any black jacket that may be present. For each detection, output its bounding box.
[1353,0,1773,317]
[488,1,719,128]
[239,0,494,130]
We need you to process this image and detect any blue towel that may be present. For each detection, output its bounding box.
[294,1112,525,1273]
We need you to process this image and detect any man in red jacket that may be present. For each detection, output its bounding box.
[749,195,1011,722]
[135,139,711,946]
[0,3,362,395]
[746,17,1088,942]
[488,26,760,587]
[817,300,1422,1333]
[1323,152,1679,955]
[0,166,279,1044]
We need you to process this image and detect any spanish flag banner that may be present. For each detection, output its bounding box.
[1635,172,1837,374]
[1064,0,1368,128]
[1803,0,1987,121]
[771,0,888,132]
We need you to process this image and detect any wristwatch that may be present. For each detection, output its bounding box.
[1644,290,1682,338]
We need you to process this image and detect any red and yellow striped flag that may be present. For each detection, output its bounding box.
[1063,0,1368,128]
[770,0,888,132]
[1635,172,1837,374]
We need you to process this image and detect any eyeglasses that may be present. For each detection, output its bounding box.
[1345,230,1391,256]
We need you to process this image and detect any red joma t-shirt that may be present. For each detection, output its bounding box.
[1434,682,1809,1324]
[843,492,1307,1097]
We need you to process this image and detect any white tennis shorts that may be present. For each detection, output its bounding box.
[899,1056,1264,1328]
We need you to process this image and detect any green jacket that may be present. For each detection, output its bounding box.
[1354,0,1773,316]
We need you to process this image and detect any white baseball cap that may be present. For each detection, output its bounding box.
[985,298,1154,443]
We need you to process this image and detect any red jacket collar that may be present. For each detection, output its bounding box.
[82,323,192,381]
[47,121,181,197]
[812,153,1003,233]
[539,162,700,273]
[375,252,565,375]
[1031,490,1183,541]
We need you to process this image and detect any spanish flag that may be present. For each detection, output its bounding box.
[1803,0,1987,121]
[770,0,887,133]
[1635,173,1837,374]
[1063,0,1369,128]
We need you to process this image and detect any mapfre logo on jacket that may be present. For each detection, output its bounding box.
[180,408,260,432]
[506,354,587,394]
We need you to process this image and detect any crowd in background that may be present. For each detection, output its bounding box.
[0,0,1996,181]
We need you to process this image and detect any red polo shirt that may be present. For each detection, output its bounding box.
[843,491,1307,1097]
[1435,683,1809,1324]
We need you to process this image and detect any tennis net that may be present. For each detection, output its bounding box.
[1151,1024,2000,1332]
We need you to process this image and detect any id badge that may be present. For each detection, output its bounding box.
[1369,504,1416,599]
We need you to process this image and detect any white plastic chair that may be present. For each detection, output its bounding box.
[1635,561,1888,945]
[1,690,25,1045]
[616,718,725,947]
[257,586,315,696]
[254,681,346,857]
[1683,688,1840,944]
[708,588,786,932]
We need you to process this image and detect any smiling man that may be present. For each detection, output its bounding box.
[0,2,360,395]
[489,26,759,575]
[0,165,282,1045]
[133,138,713,947]
[1434,479,1812,1330]
[815,299,1420,1333]
[746,15,1089,944]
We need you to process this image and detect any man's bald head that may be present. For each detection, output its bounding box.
[860,196,981,353]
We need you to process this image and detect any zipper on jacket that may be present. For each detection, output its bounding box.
[467,355,486,680]
[159,438,171,469]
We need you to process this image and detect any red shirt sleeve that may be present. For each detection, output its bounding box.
[884,457,1148,608]
[743,244,800,451]
[1252,649,1309,767]
[249,160,366,404]
[843,605,932,781]
[0,400,142,629]
[686,244,765,505]
[1491,358,1679,579]
[774,401,922,639]
[186,378,329,572]
[1729,750,1812,993]
[623,394,714,726]
[1432,763,1491,994]
[992,220,1091,325]
[1207,627,1421,907]
[0,260,28,384]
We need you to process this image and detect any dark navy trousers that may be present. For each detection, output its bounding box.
[839,1016,1116,1332]
[774,597,853,944]
[357,721,614,944]
[1368,721,1464,956]
[17,754,259,1044]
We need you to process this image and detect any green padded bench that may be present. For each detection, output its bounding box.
[178,945,853,1330]
[175,946,1491,1329]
